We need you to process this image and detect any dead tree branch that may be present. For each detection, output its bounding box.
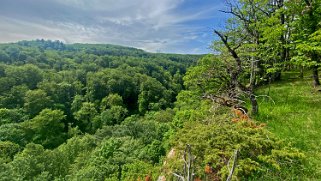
[172,144,195,181]
[226,149,239,181]
[214,30,259,114]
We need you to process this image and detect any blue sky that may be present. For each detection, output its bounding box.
[0,0,229,54]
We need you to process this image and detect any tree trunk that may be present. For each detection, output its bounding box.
[250,58,256,89]
[250,94,258,115]
[313,65,320,86]
[118,164,122,181]
[279,0,287,64]
[300,66,304,79]
[275,0,286,82]
[274,71,281,81]
[269,71,281,82]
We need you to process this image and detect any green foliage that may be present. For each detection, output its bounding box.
[140,140,165,164]
[172,90,212,129]
[121,161,158,181]
[0,141,20,163]
[4,64,43,89]
[23,109,66,148]
[167,108,304,180]
[138,76,171,113]
[68,137,144,180]
[0,108,26,126]
[38,81,82,114]
[0,85,29,109]
[73,102,98,133]
[86,69,137,103]
[164,51,307,180]
[0,123,30,146]
[101,106,128,126]
[71,95,84,113]
[101,93,124,111]
[23,89,53,117]
[0,40,199,180]
[184,54,229,92]
[1,31,318,181]
[9,143,49,180]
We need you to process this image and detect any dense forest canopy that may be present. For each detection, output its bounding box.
[1,0,321,180]
[0,39,201,124]
[0,39,202,179]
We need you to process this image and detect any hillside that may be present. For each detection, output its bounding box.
[0,40,319,180]
[255,76,321,179]
[0,40,204,180]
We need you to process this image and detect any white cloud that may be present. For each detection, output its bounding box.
[0,0,227,53]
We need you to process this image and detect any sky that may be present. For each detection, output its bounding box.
[0,0,229,54]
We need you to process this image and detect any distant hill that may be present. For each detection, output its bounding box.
[0,39,202,65]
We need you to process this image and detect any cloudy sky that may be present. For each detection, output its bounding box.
[0,0,229,54]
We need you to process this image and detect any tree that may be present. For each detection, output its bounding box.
[23,89,53,117]
[0,123,30,146]
[9,143,49,180]
[139,140,165,164]
[210,0,276,114]
[101,106,128,126]
[209,0,296,114]
[0,85,29,109]
[24,109,66,148]
[69,137,144,181]
[0,108,26,126]
[71,95,85,113]
[212,30,259,114]
[38,80,83,121]
[251,0,294,81]
[100,93,124,111]
[138,77,170,113]
[0,50,10,63]
[0,141,20,163]
[291,0,321,86]
[121,161,158,181]
[220,0,267,84]
[86,69,137,104]
[73,102,98,133]
[5,64,43,89]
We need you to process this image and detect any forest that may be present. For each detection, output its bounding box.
[1,0,321,180]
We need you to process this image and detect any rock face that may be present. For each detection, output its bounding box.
[167,148,176,158]
[157,175,166,181]
[158,148,176,180]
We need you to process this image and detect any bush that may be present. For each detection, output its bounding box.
[165,111,305,180]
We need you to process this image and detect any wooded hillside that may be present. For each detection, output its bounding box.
[1,0,321,180]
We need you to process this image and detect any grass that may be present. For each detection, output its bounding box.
[254,73,321,179]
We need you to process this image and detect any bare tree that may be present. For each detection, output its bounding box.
[173,144,195,181]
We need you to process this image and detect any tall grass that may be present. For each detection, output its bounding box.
[254,75,321,179]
